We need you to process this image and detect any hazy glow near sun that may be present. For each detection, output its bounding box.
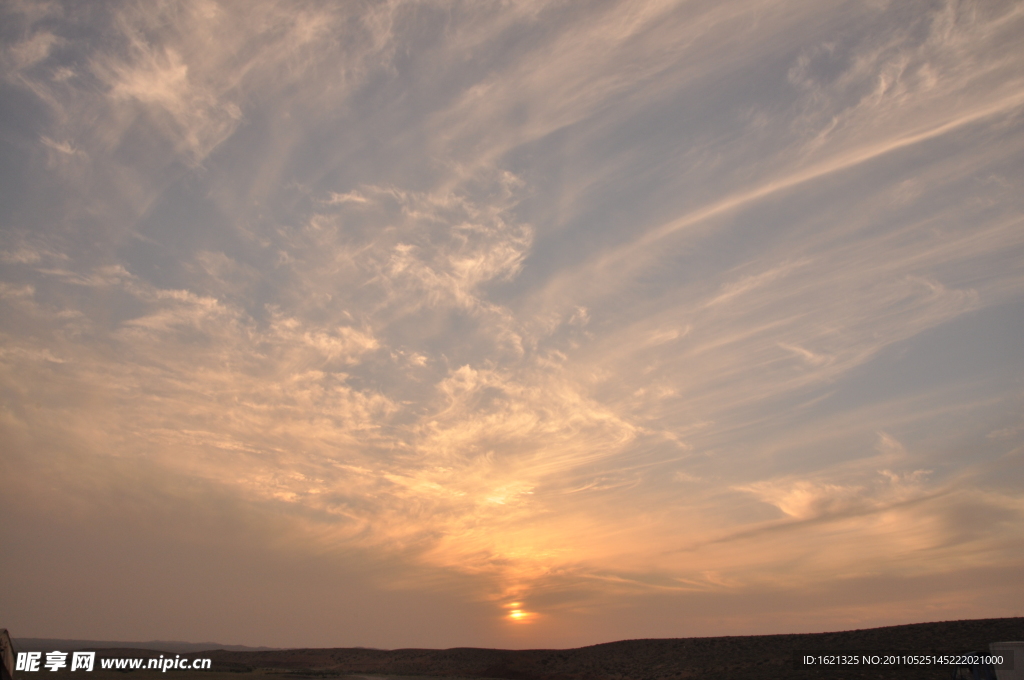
[508,610,535,623]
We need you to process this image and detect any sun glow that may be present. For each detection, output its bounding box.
[503,601,537,623]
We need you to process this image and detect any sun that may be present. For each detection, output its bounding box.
[503,602,536,623]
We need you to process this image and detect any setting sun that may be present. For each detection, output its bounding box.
[503,602,536,623]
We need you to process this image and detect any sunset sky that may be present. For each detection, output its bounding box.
[2,0,1023,650]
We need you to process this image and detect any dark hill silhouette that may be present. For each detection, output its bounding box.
[183,617,1023,679]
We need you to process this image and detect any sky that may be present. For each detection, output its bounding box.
[1,0,1023,651]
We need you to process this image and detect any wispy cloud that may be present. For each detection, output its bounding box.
[2,0,1023,649]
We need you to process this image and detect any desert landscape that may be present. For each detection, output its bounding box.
[22,617,1023,680]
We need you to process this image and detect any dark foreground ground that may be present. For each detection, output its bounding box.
[23,617,1024,680]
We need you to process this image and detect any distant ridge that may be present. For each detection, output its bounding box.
[12,639,278,653]
[198,617,1024,680]
[10,618,1024,679]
